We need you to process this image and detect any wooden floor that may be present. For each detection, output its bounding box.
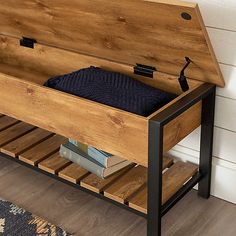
[0,157,235,236]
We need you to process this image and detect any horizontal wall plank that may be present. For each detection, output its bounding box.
[186,0,236,31]
[213,128,236,164]
[184,1,236,102]
[217,64,236,100]
[208,28,236,66]
[211,163,236,204]
[171,144,236,171]
[184,96,236,134]
[215,96,236,132]
[178,127,236,164]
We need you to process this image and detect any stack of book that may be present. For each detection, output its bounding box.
[60,139,132,179]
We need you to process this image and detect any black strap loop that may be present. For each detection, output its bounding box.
[178,57,191,92]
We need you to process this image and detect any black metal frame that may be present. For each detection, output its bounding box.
[0,83,216,236]
[148,83,216,236]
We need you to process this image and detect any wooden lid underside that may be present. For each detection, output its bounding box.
[0,0,224,87]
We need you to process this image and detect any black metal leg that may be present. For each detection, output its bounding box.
[148,120,163,236]
[147,84,216,235]
[198,86,216,199]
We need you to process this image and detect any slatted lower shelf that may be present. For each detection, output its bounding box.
[0,115,198,214]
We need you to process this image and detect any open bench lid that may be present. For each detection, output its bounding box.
[0,0,224,87]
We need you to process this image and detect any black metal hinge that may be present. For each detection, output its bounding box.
[20,37,37,49]
[134,64,157,78]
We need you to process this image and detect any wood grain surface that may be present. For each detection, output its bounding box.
[0,35,202,95]
[38,153,71,174]
[162,161,198,203]
[58,163,90,184]
[80,164,135,194]
[0,116,19,132]
[104,166,147,203]
[163,102,201,152]
[19,135,67,165]
[0,72,151,166]
[0,71,203,166]
[0,0,224,86]
[128,161,198,213]
[1,128,53,157]
[0,122,35,147]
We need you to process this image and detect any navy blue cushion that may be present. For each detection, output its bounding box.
[44,67,177,116]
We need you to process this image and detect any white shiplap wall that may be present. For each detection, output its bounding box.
[169,0,236,203]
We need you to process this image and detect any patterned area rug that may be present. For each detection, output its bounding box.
[0,199,71,236]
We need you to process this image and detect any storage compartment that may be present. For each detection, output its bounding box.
[0,35,202,166]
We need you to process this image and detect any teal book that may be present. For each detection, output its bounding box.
[60,142,131,179]
[69,138,126,168]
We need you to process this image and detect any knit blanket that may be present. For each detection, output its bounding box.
[44,67,176,116]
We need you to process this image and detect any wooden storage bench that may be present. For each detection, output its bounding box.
[0,0,225,235]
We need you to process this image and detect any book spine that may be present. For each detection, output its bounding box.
[60,145,105,178]
[88,148,107,167]
[68,138,79,147]
[69,138,88,153]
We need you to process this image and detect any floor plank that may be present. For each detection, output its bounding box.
[0,157,236,236]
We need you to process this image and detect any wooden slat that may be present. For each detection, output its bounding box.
[80,155,173,194]
[80,164,135,194]
[58,163,89,184]
[0,0,224,86]
[103,166,147,204]
[162,162,198,203]
[1,128,53,157]
[0,122,35,147]
[102,155,173,203]
[38,153,71,175]
[128,186,147,214]
[0,116,19,132]
[128,162,198,214]
[19,135,67,166]
[163,156,173,169]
